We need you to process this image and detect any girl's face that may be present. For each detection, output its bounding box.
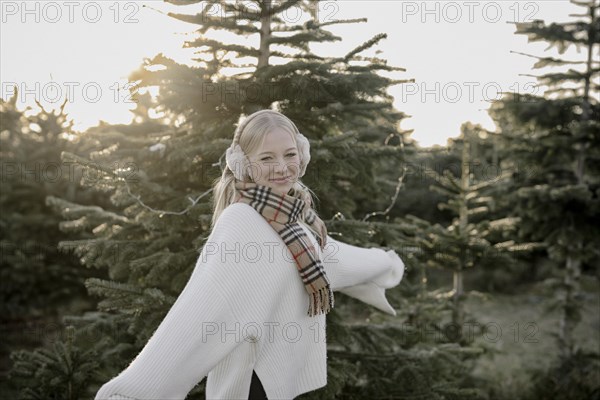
[248,129,300,196]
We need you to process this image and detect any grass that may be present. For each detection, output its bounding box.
[463,275,600,399]
[352,270,600,398]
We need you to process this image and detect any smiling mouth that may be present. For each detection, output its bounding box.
[270,177,290,182]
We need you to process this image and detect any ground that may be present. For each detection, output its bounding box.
[464,275,599,398]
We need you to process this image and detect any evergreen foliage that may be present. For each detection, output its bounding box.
[488,0,599,360]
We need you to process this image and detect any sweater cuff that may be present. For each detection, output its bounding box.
[338,250,405,316]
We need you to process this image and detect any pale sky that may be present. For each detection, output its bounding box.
[0,1,589,147]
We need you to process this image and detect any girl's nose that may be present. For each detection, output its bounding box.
[274,164,288,179]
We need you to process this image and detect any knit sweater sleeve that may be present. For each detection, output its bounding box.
[95,206,263,400]
[321,235,405,316]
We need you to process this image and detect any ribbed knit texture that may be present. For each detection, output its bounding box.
[95,202,405,400]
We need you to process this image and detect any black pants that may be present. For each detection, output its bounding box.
[248,369,268,400]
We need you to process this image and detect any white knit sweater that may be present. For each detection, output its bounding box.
[95,202,405,400]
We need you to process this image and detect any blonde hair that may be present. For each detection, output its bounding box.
[210,109,321,232]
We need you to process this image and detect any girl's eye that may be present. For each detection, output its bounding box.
[261,153,296,161]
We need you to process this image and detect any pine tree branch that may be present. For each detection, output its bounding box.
[267,0,302,17]
[170,13,260,35]
[61,150,214,217]
[268,30,342,47]
[183,38,261,58]
[122,177,213,217]
[343,33,388,63]
[510,50,587,68]
[314,17,369,29]
[570,0,598,8]
[45,196,130,224]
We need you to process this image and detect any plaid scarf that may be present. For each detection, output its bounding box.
[232,180,334,317]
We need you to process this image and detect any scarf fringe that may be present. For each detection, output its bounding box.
[307,286,335,317]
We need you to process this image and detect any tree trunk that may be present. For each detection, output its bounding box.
[558,254,582,358]
[257,0,272,71]
[558,2,596,359]
[452,133,470,341]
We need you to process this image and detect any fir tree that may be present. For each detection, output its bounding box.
[488,0,600,360]
[397,123,534,346]
[0,90,103,397]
